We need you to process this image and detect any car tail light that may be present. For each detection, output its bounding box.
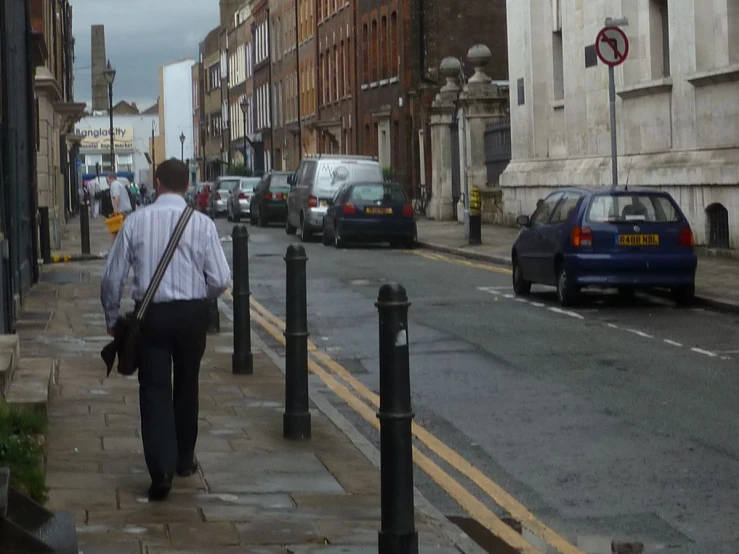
[679,226,694,247]
[238,193,246,200]
[274,193,283,200]
[343,203,357,215]
[308,195,318,208]
[264,192,273,200]
[402,203,414,217]
[571,226,593,247]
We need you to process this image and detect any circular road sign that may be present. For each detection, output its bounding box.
[595,26,629,67]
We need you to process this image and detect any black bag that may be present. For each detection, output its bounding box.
[101,207,195,376]
[100,189,114,218]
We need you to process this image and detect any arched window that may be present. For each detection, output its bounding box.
[706,203,730,249]
[380,15,388,79]
[371,19,378,82]
[390,12,399,76]
[362,24,369,83]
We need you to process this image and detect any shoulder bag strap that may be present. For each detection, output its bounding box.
[134,206,195,322]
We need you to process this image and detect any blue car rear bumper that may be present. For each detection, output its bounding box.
[565,252,697,287]
[338,218,417,242]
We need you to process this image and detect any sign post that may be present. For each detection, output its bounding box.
[595,26,629,189]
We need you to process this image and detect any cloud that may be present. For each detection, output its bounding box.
[71,0,219,105]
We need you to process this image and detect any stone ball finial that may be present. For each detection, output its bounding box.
[439,57,462,94]
[467,44,493,84]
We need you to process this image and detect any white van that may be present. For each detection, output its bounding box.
[285,155,383,240]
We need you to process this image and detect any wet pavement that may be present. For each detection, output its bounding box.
[213,216,739,554]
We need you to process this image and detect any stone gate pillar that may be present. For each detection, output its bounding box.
[427,57,461,221]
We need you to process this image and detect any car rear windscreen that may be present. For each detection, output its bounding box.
[218,180,239,191]
[350,184,407,203]
[586,194,681,223]
[270,174,290,193]
[241,179,260,191]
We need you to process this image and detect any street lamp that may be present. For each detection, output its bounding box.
[240,98,249,171]
[102,60,117,173]
[180,132,186,161]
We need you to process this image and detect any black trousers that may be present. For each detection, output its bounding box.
[137,299,209,483]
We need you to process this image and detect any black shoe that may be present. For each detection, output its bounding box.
[176,461,198,478]
[148,476,172,501]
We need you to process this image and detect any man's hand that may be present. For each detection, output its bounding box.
[107,327,116,337]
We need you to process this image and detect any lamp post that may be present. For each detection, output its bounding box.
[240,98,249,172]
[200,117,207,180]
[102,60,117,173]
[180,132,186,161]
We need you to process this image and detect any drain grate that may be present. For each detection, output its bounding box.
[448,516,521,554]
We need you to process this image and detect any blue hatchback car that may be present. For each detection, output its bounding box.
[512,188,697,307]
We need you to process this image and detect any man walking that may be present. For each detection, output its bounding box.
[100,159,231,501]
[107,173,133,215]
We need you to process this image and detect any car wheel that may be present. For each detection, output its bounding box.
[672,284,695,307]
[512,257,531,296]
[250,212,257,225]
[556,265,579,306]
[300,214,313,242]
[322,221,332,246]
[285,214,297,235]
[617,287,635,299]
[258,211,268,227]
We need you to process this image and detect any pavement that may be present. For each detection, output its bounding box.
[26,217,476,554]
[415,219,739,311]
[210,215,739,554]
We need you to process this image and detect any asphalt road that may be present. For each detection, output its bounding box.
[216,218,739,554]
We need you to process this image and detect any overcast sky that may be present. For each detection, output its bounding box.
[71,0,220,110]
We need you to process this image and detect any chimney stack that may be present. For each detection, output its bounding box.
[91,25,108,112]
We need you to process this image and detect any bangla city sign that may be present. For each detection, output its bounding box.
[75,126,134,151]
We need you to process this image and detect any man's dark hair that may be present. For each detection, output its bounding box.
[155,158,189,193]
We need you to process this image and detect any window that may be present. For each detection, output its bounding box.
[362,24,369,83]
[552,31,564,101]
[350,183,407,203]
[371,20,378,81]
[334,45,340,101]
[346,37,353,93]
[530,193,563,226]
[649,0,670,78]
[390,13,398,76]
[550,193,581,224]
[339,41,345,97]
[586,194,680,223]
[364,123,371,155]
[380,15,388,79]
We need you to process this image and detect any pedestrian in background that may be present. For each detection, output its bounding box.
[100,158,231,501]
[107,173,133,215]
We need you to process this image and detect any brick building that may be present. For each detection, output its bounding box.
[269,0,297,169]
[252,0,272,172]
[357,0,508,195]
[199,26,225,180]
[315,0,356,155]
[227,5,254,170]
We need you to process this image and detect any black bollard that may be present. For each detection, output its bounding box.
[80,203,91,255]
[469,185,482,246]
[376,283,418,554]
[283,244,311,440]
[39,207,51,264]
[232,224,253,374]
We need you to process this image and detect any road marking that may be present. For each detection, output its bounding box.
[664,339,683,347]
[247,296,582,554]
[606,323,619,329]
[548,307,585,320]
[247,304,545,554]
[624,329,654,339]
[690,347,719,358]
[412,250,513,276]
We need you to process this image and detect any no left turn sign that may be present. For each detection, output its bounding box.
[595,26,629,67]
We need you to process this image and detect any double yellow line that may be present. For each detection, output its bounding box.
[412,250,513,275]
[247,295,583,554]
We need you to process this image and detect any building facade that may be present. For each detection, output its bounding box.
[200,27,225,180]
[501,0,739,248]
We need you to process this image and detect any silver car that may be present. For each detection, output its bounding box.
[285,155,383,241]
[209,176,241,217]
[227,177,261,222]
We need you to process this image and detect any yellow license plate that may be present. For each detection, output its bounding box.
[617,234,659,246]
[366,207,392,215]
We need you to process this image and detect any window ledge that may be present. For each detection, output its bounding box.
[361,83,369,91]
[389,76,399,84]
[552,99,564,110]
[379,78,389,86]
[687,63,739,87]
[369,81,379,89]
[617,77,673,100]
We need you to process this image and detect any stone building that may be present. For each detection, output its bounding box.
[200,26,226,180]
[315,0,357,155]
[501,0,739,248]
[357,0,508,194]
[227,5,254,171]
[253,0,273,172]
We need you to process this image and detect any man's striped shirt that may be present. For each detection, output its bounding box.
[101,193,231,328]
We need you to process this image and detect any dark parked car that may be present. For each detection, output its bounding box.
[249,171,291,226]
[321,182,417,248]
[511,188,697,307]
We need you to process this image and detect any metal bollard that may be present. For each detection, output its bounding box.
[39,207,51,264]
[283,244,311,440]
[232,224,253,374]
[80,203,91,255]
[376,283,418,554]
[469,185,482,246]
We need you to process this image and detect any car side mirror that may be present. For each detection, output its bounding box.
[516,215,530,227]
[287,174,295,186]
